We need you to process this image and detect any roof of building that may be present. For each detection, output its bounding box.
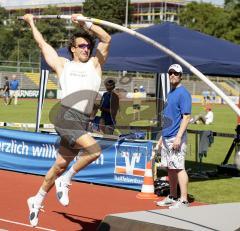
[0,0,84,9]
[0,0,223,10]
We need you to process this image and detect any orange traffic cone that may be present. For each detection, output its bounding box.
[136,160,158,199]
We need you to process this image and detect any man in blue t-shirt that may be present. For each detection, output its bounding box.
[156,64,192,209]
[9,74,19,105]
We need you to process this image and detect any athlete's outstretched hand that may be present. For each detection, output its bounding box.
[23,14,34,25]
[71,14,85,27]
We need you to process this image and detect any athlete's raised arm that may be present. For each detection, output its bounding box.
[23,14,65,77]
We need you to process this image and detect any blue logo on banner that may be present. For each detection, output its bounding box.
[114,143,147,177]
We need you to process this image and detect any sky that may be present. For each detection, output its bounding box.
[195,0,224,6]
[0,0,226,8]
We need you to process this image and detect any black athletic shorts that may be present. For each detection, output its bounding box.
[54,105,90,149]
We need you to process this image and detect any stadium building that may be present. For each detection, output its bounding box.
[0,0,191,28]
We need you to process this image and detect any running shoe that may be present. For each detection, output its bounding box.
[27,196,44,227]
[169,199,189,209]
[156,195,177,207]
[55,176,71,206]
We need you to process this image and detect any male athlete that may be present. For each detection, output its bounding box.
[23,13,111,226]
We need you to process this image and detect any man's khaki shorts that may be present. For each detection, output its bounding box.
[161,136,187,170]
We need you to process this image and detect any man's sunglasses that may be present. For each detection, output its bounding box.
[168,71,180,76]
[75,44,91,49]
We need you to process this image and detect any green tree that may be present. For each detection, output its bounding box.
[223,2,240,44]
[8,6,68,63]
[0,2,130,63]
[0,7,8,26]
[0,7,12,60]
[225,0,238,9]
[0,29,15,60]
[179,1,240,44]
[179,2,228,37]
[6,10,37,63]
[83,0,129,33]
[0,8,15,60]
[36,6,68,48]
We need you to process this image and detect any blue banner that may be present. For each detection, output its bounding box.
[0,128,153,190]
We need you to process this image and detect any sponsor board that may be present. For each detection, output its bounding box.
[18,89,57,98]
[114,141,152,186]
[0,129,153,190]
[19,89,39,98]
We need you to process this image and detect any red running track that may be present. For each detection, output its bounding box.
[0,170,203,231]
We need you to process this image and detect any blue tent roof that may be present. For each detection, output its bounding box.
[104,22,240,76]
[42,22,240,76]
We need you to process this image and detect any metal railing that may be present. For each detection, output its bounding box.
[0,60,39,73]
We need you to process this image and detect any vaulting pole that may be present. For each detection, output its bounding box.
[18,15,240,116]
[35,70,49,132]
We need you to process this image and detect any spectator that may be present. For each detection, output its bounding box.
[202,90,210,105]
[190,105,214,125]
[2,76,10,105]
[99,78,119,135]
[9,74,20,105]
[211,91,216,103]
[139,85,145,93]
[156,64,192,209]
[132,87,142,120]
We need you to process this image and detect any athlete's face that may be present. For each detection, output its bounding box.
[72,37,91,62]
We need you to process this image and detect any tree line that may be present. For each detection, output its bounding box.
[0,0,239,65]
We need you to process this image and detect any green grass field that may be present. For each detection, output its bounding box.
[0,98,240,204]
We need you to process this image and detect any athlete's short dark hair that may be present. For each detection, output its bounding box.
[68,31,96,58]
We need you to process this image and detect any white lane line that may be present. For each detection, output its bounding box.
[0,218,56,231]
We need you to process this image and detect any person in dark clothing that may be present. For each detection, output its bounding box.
[99,79,119,134]
[2,76,10,105]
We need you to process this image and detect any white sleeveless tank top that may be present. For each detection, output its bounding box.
[59,59,101,115]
